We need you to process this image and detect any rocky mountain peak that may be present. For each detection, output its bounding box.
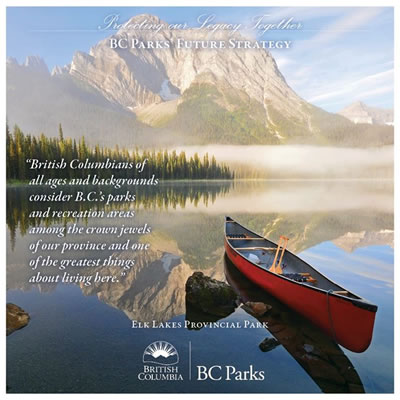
[353,100,367,110]
[338,101,393,125]
[125,13,163,26]
[51,64,71,76]
[6,57,18,66]
[24,55,49,74]
[68,13,304,124]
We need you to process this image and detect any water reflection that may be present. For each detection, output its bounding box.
[6,180,393,244]
[6,180,393,393]
[223,257,365,393]
[7,181,393,318]
[7,208,393,317]
[6,182,232,247]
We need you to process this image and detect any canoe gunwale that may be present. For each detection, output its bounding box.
[224,216,378,313]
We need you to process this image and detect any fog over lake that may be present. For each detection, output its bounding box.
[174,145,394,178]
[161,181,393,214]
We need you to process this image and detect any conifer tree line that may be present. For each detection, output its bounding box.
[6,123,233,181]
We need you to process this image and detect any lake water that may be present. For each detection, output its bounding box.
[6,180,394,393]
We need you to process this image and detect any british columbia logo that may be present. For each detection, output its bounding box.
[143,341,179,365]
[138,341,183,381]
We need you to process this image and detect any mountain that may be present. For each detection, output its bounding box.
[6,14,394,147]
[6,56,154,148]
[338,101,393,125]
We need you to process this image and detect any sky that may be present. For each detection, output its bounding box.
[6,7,394,112]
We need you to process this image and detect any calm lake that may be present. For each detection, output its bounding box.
[6,180,394,393]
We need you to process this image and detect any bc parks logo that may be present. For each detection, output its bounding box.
[196,365,265,381]
[138,341,183,381]
[138,340,265,382]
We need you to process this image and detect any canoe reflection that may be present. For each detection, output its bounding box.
[222,255,364,393]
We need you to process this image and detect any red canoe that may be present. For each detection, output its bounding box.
[224,216,377,353]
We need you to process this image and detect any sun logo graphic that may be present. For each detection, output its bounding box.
[143,341,179,366]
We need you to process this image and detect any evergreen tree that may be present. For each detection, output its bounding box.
[6,124,233,181]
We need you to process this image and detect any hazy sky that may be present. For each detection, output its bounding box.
[6,7,394,112]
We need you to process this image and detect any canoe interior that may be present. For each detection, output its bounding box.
[225,218,361,299]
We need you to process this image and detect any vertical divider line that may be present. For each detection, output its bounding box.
[189,341,192,380]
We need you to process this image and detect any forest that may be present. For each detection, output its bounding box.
[6,123,233,181]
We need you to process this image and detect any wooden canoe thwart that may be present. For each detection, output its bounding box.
[224,216,378,353]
